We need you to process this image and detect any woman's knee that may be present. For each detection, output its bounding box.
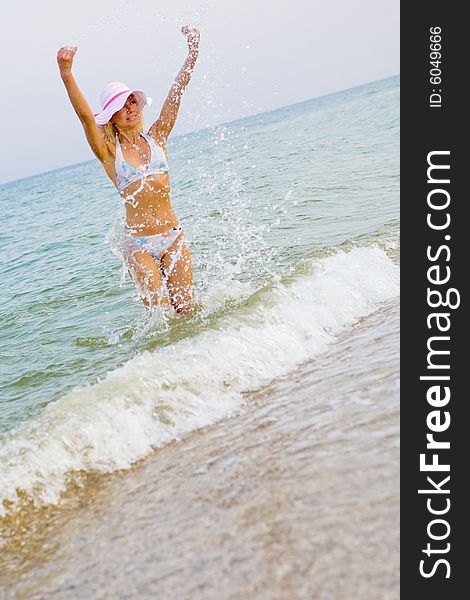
[168,283,194,314]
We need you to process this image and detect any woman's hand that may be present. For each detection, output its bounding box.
[150,26,200,142]
[181,26,200,56]
[57,46,78,77]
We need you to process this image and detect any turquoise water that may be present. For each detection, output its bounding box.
[0,76,399,512]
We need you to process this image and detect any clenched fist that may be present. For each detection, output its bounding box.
[57,46,78,75]
[181,26,200,55]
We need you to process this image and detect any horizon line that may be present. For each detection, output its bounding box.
[0,73,399,188]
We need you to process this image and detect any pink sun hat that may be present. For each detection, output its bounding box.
[94,82,153,126]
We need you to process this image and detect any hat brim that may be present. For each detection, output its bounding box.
[94,90,153,126]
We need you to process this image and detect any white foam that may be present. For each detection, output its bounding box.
[0,247,399,515]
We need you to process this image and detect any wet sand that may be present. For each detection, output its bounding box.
[1,301,399,600]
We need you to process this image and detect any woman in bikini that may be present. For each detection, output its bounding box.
[57,26,200,314]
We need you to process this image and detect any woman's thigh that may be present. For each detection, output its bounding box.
[126,250,169,308]
[161,234,194,313]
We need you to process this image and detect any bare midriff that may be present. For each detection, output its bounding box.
[120,173,180,236]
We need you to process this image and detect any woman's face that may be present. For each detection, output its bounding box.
[111,94,141,129]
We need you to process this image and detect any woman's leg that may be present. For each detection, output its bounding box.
[161,234,194,314]
[126,250,170,309]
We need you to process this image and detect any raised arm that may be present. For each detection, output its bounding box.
[149,26,200,143]
[57,46,110,163]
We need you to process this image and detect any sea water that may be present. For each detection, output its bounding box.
[0,77,399,521]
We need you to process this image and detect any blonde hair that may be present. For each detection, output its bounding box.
[101,113,146,144]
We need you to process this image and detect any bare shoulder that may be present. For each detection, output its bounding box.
[105,139,116,156]
[147,126,169,157]
[99,141,117,182]
[147,123,167,147]
[99,140,116,163]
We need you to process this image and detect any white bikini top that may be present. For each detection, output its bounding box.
[115,133,169,193]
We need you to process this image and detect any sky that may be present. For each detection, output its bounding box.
[0,0,399,184]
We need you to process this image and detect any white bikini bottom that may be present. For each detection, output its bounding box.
[124,226,182,261]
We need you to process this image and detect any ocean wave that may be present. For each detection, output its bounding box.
[0,246,399,515]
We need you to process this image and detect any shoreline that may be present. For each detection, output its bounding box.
[1,298,399,599]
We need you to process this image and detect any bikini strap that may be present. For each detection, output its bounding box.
[115,133,122,155]
[141,132,157,148]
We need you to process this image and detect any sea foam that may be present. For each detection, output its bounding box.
[0,246,399,515]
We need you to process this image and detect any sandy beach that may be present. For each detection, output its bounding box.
[1,299,399,599]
